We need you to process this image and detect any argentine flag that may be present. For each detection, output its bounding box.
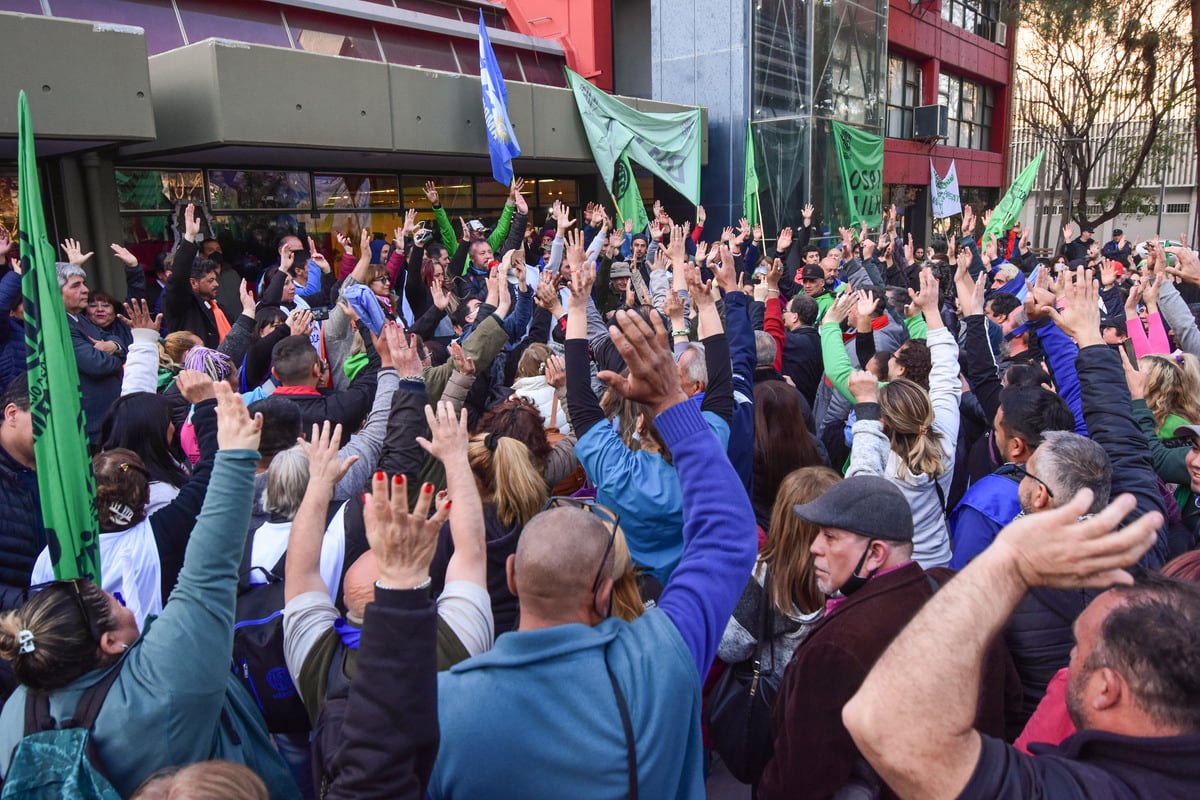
[479,12,521,186]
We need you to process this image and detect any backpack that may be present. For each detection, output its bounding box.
[231,538,311,735]
[1,660,125,800]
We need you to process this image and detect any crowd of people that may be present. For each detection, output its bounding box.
[0,179,1197,799]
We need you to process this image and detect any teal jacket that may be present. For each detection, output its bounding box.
[0,451,298,800]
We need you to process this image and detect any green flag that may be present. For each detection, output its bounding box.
[981,151,1044,245]
[744,122,760,227]
[831,121,884,228]
[16,91,101,582]
[565,67,702,204]
[612,155,650,233]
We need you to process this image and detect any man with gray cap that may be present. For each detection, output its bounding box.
[758,474,930,799]
[596,259,636,316]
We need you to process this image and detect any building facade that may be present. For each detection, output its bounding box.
[0,0,704,295]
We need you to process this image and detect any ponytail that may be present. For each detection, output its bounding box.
[879,378,946,480]
[469,434,548,527]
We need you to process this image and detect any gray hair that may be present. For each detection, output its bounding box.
[55,262,85,289]
[263,444,309,520]
[1036,430,1112,512]
[679,341,707,387]
[754,331,777,368]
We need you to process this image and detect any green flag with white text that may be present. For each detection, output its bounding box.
[981,151,1044,245]
[831,121,884,228]
[16,90,101,582]
[612,155,650,233]
[744,122,760,227]
[566,67,702,205]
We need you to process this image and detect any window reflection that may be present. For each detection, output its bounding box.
[208,171,311,210]
[315,174,400,209]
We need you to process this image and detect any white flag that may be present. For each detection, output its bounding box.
[930,160,962,218]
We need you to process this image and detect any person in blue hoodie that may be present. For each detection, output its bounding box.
[429,305,757,800]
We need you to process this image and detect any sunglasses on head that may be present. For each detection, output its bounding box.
[542,496,620,595]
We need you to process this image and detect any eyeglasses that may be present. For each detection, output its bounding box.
[27,579,101,643]
[542,497,620,595]
[371,275,391,285]
[1000,462,1055,499]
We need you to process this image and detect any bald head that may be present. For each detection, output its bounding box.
[509,507,614,626]
[343,550,381,623]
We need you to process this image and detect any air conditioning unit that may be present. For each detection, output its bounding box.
[994,21,1008,47]
[913,105,948,140]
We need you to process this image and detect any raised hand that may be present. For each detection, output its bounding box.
[183,202,201,243]
[422,180,440,206]
[667,223,688,265]
[239,279,256,318]
[303,421,360,487]
[287,308,314,336]
[692,241,708,266]
[564,228,587,275]
[109,243,138,268]
[118,298,162,331]
[363,471,450,590]
[511,178,529,214]
[61,238,93,267]
[430,275,449,311]
[802,203,815,225]
[823,291,854,326]
[848,370,879,404]
[544,354,566,390]
[992,490,1159,590]
[776,227,793,252]
[416,399,470,464]
[907,267,941,316]
[278,242,295,273]
[961,205,976,236]
[683,259,713,308]
[714,245,738,293]
[1062,223,1073,242]
[567,247,595,308]
[855,289,877,319]
[597,310,686,415]
[359,227,371,254]
[214,382,263,451]
[449,340,476,377]
[696,204,707,226]
[1046,267,1103,347]
[335,231,353,257]
[309,236,331,274]
[553,200,575,233]
[172,370,216,407]
[649,220,664,243]
[766,257,783,290]
[1164,246,1200,286]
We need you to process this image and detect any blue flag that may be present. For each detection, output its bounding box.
[479,11,521,186]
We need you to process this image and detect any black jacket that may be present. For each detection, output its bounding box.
[782,326,822,407]
[0,444,43,610]
[163,239,220,348]
[325,587,438,800]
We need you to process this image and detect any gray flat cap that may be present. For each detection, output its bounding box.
[792,475,914,543]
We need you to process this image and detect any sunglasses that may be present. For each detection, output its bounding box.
[998,462,1055,499]
[27,579,108,643]
[542,497,620,595]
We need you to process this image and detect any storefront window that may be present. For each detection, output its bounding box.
[208,170,311,210]
[314,173,401,209]
[401,176,473,214]
[0,175,18,233]
[116,169,205,212]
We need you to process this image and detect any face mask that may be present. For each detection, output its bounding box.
[838,539,878,597]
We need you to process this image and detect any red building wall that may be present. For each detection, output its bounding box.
[500,0,614,90]
[885,0,1013,189]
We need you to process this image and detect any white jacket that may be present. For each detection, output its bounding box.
[512,376,570,433]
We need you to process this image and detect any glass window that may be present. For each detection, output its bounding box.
[48,0,184,55]
[314,174,400,209]
[533,178,578,209]
[939,72,994,151]
[885,55,922,139]
[401,176,473,212]
[0,174,18,233]
[207,171,311,211]
[519,51,568,87]
[307,211,407,262]
[377,26,461,73]
[116,169,205,212]
[940,0,1002,42]
[119,214,174,245]
[284,8,382,61]
[474,179,510,212]
[177,0,291,49]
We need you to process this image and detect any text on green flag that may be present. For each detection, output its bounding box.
[831,121,884,228]
[16,90,101,582]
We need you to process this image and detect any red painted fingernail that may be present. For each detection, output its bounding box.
[375,470,385,481]
[423,483,433,494]
[445,500,453,510]
[393,474,404,485]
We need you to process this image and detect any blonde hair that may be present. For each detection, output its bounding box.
[1141,353,1200,431]
[878,377,947,480]
[468,434,548,527]
[163,331,200,365]
[517,343,553,379]
[609,525,645,622]
[760,466,842,616]
[130,760,268,800]
[0,580,115,691]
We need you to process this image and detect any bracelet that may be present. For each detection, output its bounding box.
[766,289,779,295]
[399,374,425,383]
[377,576,431,591]
[671,328,690,338]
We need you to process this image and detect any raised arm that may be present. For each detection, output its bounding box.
[117,299,164,396]
[285,421,361,604]
[597,310,756,676]
[417,401,486,591]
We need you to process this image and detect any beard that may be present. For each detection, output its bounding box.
[1065,667,1090,731]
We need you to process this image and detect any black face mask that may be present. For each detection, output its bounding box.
[207,251,224,266]
[838,540,878,597]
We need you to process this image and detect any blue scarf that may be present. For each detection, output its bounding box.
[333,617,361,650]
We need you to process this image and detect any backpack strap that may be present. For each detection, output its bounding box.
[604,658,637,800]
[23,659,126,736]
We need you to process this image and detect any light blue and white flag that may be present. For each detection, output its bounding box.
[479,12,521,186]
